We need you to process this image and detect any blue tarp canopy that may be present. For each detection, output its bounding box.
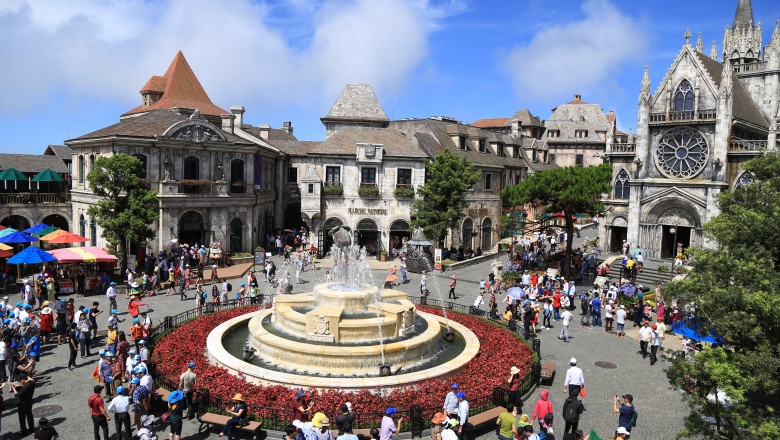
[672,317,723,344]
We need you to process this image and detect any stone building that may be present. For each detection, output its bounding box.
[67,51,281,256]
[601,0,780,256]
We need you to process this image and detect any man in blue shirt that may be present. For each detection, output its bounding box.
[591,295,602,327]
[25,330,41,362]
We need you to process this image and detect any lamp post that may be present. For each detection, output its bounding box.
[669,225,678,260]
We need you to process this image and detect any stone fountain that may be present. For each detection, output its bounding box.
[206,226,479,390]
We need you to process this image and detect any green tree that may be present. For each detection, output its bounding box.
[499,164,612,276]
[411,149,480,246]
[664,153,780,440]
[87,154,159,273]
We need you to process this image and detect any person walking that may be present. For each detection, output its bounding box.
[650,323,662,365]
[563,358,585,398]
[530,390,553,434]
[561,395,584,436]
[106,282,119,312]
[178,361,197,420]
[638,321,652,359]
[12,375,36,436]
[67,322,79,370]
[448,276,457,300]
[559,308,573,342]
[88,384,111,440]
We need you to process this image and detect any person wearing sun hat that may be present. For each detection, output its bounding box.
[138,414,157,440]
[430,412,447,440]
[219,393,248,439]
[168,389,186,440]
[507,366,523,413]
[443,383,459,417]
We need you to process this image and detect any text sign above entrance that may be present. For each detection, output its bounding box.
[347,208,388,216]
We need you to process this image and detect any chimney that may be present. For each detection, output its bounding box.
[230,105,245,129]
[257,124,271,139]
[221,114,235,134]
[574,94,582,101]
[282,121,293,135]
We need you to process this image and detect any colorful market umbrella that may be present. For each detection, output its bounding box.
[38,229,67,241]
[23,223,51,234]
[44,231,88,244]
[0,167,28,190]
[7,245,56,264]
[0,228,17,238]
[47,246,118,263]
[0,231,39,244]
[0,243,11,251]
[0,250,12,258]
[0,225,5,230]
[31,169,65,182]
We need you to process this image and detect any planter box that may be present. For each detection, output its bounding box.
[231,257,254,266]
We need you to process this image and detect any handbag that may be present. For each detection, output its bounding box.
[161,412,170,422]
[580,388,587,398]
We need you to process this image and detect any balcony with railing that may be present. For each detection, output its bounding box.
[728,138,767,153]
[733,61,768,73]
[650,109,716,123]
[609,143,636,154]
[0,192,71,205]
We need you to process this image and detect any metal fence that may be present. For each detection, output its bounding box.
[148,296,541,433]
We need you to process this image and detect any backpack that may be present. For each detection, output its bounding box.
[227,283,233,292]
[563,399,581,423]
[630,410,638,427]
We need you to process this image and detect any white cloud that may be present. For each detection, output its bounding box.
[0,0,441,119]
[503,0,648,104]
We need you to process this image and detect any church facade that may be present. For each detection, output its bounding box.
[601,0,780,257]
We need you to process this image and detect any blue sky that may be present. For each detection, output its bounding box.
[0,0,778,154]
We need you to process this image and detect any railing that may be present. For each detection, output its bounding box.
[176,182,214,195]
[733,61,768,73]
[610,143,636,153]
[0,192,70,204]
[729,139,767,152]
[650,109,716,122]
[148,298,540,433]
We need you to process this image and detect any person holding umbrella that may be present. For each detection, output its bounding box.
[168,389,186,440]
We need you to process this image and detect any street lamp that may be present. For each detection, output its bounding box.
[669,226,677,259]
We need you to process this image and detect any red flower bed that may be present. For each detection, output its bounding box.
[152,306,534,415]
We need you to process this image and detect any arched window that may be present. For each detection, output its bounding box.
[229,218,243,252]
[481,218,493,250]
[673,80,694,112]
[90,220,97,246]
[230,159,245,194]
[79,214,86,238]
[614,170,630,200]
[735,171,755,190]
[89,154,96,171]
[78,155,85,183]
[132,154,148,178]
[183,156,200,179]
[462,218,473,249]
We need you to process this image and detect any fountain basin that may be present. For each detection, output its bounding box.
[207,310,480,390]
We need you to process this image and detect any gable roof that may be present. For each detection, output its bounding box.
[471,118,509,128]
[0,154,70,174]
[43,145,73,162]
[122,51,229,118]
[309,127,426,158]
[508,109,544,127]
[322,84,389,123]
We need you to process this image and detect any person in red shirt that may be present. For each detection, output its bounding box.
[127,295,147,319]
[88,384,110,440]
[39,302,54,343]
[530,273,539,286]
[552,290,562,321]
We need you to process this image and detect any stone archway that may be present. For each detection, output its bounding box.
[642,202,702,259]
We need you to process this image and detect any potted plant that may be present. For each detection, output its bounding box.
[324,184,344,196]
[358,186,380,197]
[394,187,415,198]
[379,250,388,262]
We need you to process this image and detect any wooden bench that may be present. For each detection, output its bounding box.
[155,387,171,401]
[198,412,264,438]
[465,406,505,436]
[539,359,556,385]
[330,428,372,438]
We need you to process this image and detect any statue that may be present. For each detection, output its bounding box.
[329,225,353,261]
[163,158,171,181]
[215,160,225,181]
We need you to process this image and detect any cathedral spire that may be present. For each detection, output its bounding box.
[733,0,754,29]
[639,65,651,103]
[684,28,692,46]
[710,40,718,60]
[696,32,704,52]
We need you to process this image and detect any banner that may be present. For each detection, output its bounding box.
[434,248,442,271]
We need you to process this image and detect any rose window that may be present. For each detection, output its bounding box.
[655,127,709,178]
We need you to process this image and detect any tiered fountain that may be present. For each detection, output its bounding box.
[206,226,479,390]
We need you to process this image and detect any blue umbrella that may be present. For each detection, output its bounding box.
[7,246,55,264]
[0,231,39,244]
[23,223,51,234]
[507,286,525,300]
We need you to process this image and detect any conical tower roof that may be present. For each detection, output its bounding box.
[322,84,389,123]
[733,0,754,29]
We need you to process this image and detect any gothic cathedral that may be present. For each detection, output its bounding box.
[601,0,780,259]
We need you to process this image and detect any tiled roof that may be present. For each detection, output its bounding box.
[122,51,229,118]
[0,154,70,174]
[309,127,426,157]
[69,109,247,143]
[471,118,509,128]
[508,109,544,127]
[322,84,389,122]
[566,95,588,104]
[605,113,616,123]
[241,125,322,156]
[545,98,610,142]
[693,51,768,129]
[43,145,72,161]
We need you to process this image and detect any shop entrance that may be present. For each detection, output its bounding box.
[178,211,205,246]
[318,218,343,258]
[389,220,409,257]
[609,227,627,253]
[355,219,379,255]
[661,225,691,259]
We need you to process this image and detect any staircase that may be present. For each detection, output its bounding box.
[606,256,677,288]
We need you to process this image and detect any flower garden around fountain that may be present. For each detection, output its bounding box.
[150,303,536,427]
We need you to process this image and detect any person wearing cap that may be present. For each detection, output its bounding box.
[88,383,111,440]
[138,339,150,362]
[604,299,615,333]
[335,402,355,436]
[613,394,635,434]
[219,392,248,439]
[495,404,518,440]
[130,317,146,349]
[456,392,469,438]
[650,323,662,365]
[39,300,53,343]
[108,386,132,440]
[380,408,403,440]
[34,416,59,440]
[131,376,150,431]
[613,426,630,438]
[615,304,627,338]
[564,358,585,398]
[179,362,198,420]
[21,279,33,307]
[443,383,459,417]
[66,322,79,370]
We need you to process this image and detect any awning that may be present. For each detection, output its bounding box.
[31,169,65,182]
[47,246,118,263]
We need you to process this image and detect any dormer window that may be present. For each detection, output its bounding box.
[532,149,538,162]
[548,130,559,139]
[575,130,588,139]
[478,139,487,153]
[497,143,505,157]
[459,136,468,150]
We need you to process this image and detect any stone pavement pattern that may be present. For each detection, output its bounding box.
[0,248,690,439]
